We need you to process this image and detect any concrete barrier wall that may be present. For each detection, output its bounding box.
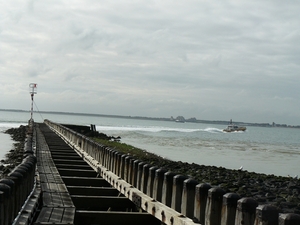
[0,119,37,225]
[45,120,300,225]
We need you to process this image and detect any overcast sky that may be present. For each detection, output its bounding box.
[1,1,300,125]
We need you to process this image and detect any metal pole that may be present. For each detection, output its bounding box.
[29,83,37,121]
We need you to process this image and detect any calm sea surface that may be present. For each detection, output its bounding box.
[1,110,300,177]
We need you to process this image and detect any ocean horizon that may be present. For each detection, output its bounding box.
[1,109,300,177]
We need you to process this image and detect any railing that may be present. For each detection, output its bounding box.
[45,119,300,225]
[0,119,39,225]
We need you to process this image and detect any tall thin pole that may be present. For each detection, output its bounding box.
[29,83,37,121]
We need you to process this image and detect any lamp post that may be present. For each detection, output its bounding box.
[29,83,37,121]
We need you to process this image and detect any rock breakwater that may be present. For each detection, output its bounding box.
[129,152,300,215]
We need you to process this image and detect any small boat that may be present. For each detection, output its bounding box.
[223,119,246,132]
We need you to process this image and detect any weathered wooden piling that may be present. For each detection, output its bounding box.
[204,187,226,225]
[132,159,141,187]
[171,174,189,212]
[147,166,159,197]
[0,179,15,223]
[221,193,241,225]
[278,213,300,225]
[136,161,146,190]
[162,171,176,207]
[194,183,212,224]
[254,204,279,225]
[181,178,199,218]
[235,197,258,225]
[153,168,168,202]
[142,164,151,193]
[0,183,11,225]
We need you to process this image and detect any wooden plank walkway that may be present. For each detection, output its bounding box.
[34,123,161,225]
[35,124,75,225]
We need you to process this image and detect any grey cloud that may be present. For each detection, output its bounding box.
[1,0,300,125]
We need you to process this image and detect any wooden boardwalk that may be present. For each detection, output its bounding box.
[34,123,161,225]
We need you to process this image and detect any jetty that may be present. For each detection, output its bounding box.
[0,119,300,225]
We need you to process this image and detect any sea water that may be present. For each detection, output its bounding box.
[1,110,300,177]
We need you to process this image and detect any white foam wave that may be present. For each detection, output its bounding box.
[203,127,224,133]
[96,125,223,133]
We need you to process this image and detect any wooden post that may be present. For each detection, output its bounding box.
[194,183,211,224]
[109,150,116,172]
[0,179,15,223]
[171,175,189,212]
[153,168,168,202]
[221,193,240,225]
[162,171,176,207]
[7,172,23,214]
[235,197,258,225]
[11,168,27,204]
[147,166,158,197]
[115,152,122,177]
[136,162,146,190]
[279,213,300,225]
[205,187,226,225]
[181,178,199,219]
[124,155,133,182]
[120,154,127,179]
[254,204,279,225]
[0,184,11,225]
[142,164,151,193]
[132,160,141,187]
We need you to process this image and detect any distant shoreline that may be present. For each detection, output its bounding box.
[1,108,299,128]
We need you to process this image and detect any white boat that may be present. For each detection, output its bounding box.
[223,120,246,132]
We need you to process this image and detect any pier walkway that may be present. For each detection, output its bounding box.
[34,123,162,225]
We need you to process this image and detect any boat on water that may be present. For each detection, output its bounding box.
[223,119,246,132]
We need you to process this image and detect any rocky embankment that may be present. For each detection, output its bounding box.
[126,148,300,215]
[0,125,27,178]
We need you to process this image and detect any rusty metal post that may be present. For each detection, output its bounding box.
[181,178,199,219]
[194,183,211,224]
[220,193,240,225]
[235,197,258,225]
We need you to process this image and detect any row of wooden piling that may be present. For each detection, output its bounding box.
[0,119,37,225]
[45,120,300,225]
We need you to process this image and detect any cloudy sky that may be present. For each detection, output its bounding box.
[1,1,300,125]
